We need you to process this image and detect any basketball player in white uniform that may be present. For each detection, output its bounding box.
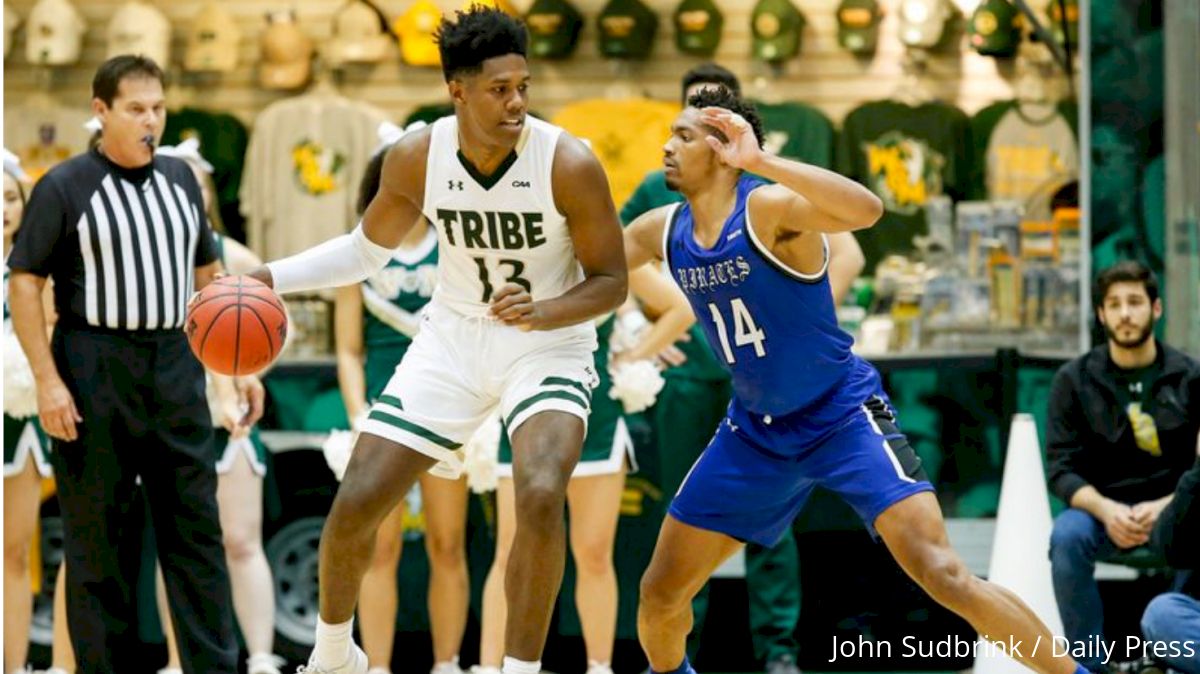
[247,7,628,674]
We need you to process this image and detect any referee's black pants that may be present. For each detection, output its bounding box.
[50,325,239,674]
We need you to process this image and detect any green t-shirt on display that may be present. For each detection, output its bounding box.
[751,100,835,168]
[837,99,972,271]
[162,107,250,240]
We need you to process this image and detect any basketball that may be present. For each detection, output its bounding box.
[186,276,288,376]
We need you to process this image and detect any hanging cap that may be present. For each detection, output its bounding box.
[185,2,242,72]
[107,1,172,68]
[259,10,314,90]
[393,0,443,67]
[597,0,659,60]
[836,0,881,54]
[25,0,85,66]
[4,3,21,60]
[751,0,804,63]
[327,0,392,65]
[968,0,1020,57]
[898,0,951,48]
[673,0,723,57]
[526,0,584,59]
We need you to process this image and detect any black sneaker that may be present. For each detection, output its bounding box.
[766,655,801,674]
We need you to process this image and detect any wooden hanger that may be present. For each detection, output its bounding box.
[750,61,786,105]
[1012,45,1066,123]
[306,54,341,99]
[602,60,641,101]
[22,68,59,112]
[891,48,935,105]
[165,68,197,110]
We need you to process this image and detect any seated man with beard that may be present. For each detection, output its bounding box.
[1046,260,1200,673]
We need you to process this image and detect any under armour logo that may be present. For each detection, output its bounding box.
[512,180,531,188]
[449,180,464,191]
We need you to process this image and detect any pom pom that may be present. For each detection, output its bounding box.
[608,359,665,414]
[463,414,500,494]
[322,430,355,482]
[609,308,650,355]
[322,412,368,481]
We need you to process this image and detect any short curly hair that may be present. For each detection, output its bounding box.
[685,87,765,149]
[435,5,528,83]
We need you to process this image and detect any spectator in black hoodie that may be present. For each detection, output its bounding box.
[1140,455,1200,674]
[1046,261,1200,672]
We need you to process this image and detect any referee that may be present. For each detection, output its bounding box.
[7,56,264,674]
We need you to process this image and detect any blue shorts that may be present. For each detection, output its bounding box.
[668,392,934,547]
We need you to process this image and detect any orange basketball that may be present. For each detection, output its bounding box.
[186,275,288,376]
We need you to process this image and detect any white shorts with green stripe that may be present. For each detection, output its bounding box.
[359,301,598,480]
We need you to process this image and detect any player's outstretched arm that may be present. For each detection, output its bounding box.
[623,205,672,270]
[246,128,432,294]
[699,107,883,234]
[494,134,628,331]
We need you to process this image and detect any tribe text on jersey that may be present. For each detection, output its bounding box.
[422,116,584,318]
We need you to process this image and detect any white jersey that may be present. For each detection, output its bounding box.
[422,116,586,328]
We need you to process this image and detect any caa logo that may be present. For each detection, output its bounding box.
[512,180,531,188]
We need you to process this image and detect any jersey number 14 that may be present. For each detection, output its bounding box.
[708,298,766,364]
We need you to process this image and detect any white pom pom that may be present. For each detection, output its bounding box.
[463,414,501,494]
[322,430,355,482]
[322,411,373,481]
[3,331,39,419]
[609,308,650,355]
[608,360,665,414]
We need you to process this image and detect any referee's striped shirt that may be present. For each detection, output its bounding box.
[8,147,217,331]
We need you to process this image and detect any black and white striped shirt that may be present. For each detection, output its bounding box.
[8,148,217,331]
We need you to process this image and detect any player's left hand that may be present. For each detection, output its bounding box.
[700,107,761,170]
[489,283,541,331]
[234,375,265,428]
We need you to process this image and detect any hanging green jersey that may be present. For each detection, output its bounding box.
[751,100,835,168]
[837,99,971,271]
[162,107,250,240]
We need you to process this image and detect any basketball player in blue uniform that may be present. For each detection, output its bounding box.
[622,88,1088,674]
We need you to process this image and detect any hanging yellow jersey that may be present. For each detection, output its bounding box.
[552,98,680,208]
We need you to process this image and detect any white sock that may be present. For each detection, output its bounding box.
[314,616,354,669]
[501,657,541,674]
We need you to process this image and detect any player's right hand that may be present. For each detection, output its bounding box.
[699,107,762,170]
[489,283,539,330]
[37,376,82,442]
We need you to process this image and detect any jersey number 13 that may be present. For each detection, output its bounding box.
[474,257,532,302]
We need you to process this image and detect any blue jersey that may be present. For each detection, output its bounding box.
[664,176,879,423]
